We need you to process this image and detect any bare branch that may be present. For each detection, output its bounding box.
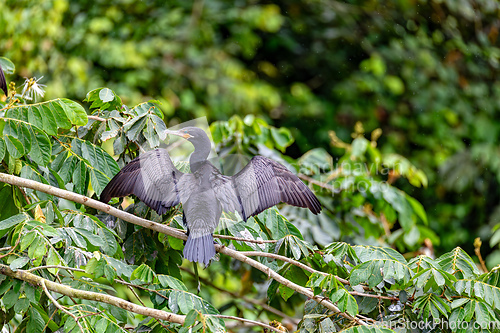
[87,115,106,122]
[40,280,84,333]
[212,315,285,333]
[215,234,277,243]
[27,265,85,273]
[0,264,185,325]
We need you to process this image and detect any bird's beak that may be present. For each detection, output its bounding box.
[166,129,193,139]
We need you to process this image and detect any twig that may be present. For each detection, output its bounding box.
[40,280,85,333]
[349,291,398,301]
[0,264,185,324]
[87,115,106,122]
[298,173,335,192]
[216,234,277,243]
[0,172,366,326]
[474,238,488,273]
[212,315,285,333]
[27,265,85,273]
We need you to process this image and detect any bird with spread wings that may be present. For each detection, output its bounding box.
[100,127,321,265]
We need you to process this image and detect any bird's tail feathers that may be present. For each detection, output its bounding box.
[183,234,216,266]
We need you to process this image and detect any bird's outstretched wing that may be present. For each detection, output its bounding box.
[0,65,7,96]
[213,156,321,221]
[100,149,194,215]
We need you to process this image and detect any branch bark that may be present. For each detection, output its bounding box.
[0,172,366,326]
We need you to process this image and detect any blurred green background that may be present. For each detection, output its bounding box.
[2,0,500,265]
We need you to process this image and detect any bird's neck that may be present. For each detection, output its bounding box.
[189,138,211,173]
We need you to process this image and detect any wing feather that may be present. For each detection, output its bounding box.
[213,156,321,220]
[100,149,193,215]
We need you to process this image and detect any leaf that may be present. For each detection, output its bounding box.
[0,57,15,74]
[60,98,88,126]
[338,325,396,332]
[0,213,27,238]
[0,137,6,162]
[257,208,303,240]
[131,264,156,283]
[10,257,30,271]
[14,297,30,314]
[4,134,24,158]
[46,248,61,274]
[27,125,51,166]
[279,285,294,301]
[20,231,37,251]
[99,88,115,103]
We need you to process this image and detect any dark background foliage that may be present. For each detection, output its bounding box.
[2,0,500,268]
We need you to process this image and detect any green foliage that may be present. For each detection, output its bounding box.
[0,23,498,330]
[3,0,499,266]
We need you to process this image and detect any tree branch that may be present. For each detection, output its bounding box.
[215,234,277,243]
[0,264,185,324]
[0,172,366,326]
[40,280,84,333]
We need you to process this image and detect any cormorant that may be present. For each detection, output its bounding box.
[100,127,321,265]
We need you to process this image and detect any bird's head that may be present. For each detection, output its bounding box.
[165,127,209,143]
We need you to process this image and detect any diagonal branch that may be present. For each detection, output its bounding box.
[40,280,85,333]
[0,264,185,324]
[0,172,366,325]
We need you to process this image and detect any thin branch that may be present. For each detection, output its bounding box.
[0,172,366,325]
[216,234,277,243]
[87,115,106,122]
[27,265,85,273]
[298,173,335,192]
[348,291,398,301]
[212,315,285,333]
[0,264,185,324]
[40,279,85,333]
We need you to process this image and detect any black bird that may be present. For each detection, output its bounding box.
[100,127,321,265]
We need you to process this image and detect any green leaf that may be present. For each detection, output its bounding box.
[60,98,88,126]
[0,213,27,238]
[3,289,20,309]
[99,88,115,103]
[270,127,293,152]
[14,297,30,314]
[279,285,294,301]
[27,125,51,166]
[10,257,30,271]
[104,265,117,284]
[158,275,188,291]
[0,137,6,162]
[46,248,60,274]
[20,231,36,251]
[0,57,15,74]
